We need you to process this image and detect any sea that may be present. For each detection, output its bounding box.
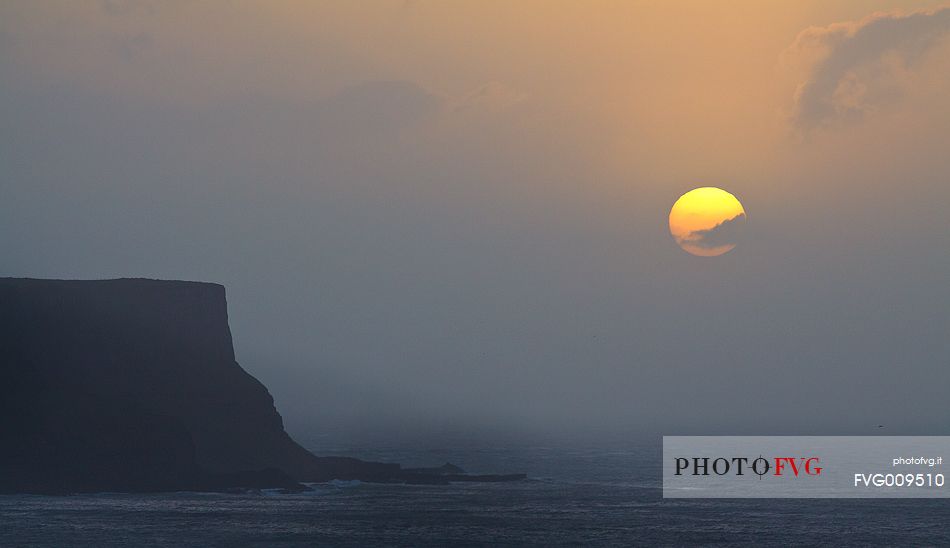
[2,440,949,546]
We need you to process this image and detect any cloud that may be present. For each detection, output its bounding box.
[682,212,746,250]
[787,7,950,130]
[449,81,528,113]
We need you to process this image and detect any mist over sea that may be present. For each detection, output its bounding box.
[3,438,948,547]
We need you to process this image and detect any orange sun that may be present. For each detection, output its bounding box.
[669,187,746,257]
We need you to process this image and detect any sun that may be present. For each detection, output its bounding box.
[668,187,746,257]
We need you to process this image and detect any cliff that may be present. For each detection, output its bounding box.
[0,278,522,494]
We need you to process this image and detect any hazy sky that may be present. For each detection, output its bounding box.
[2,1,949,446]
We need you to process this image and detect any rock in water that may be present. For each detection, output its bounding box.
[0,278,522,494]
[0,278,356,493]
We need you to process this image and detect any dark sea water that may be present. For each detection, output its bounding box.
[2,442,949,546]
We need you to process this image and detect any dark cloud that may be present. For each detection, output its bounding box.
[684,212,745,249]
[450,81,527,112]
[789,7,950,130]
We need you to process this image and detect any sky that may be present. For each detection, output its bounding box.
[2,1,949,447]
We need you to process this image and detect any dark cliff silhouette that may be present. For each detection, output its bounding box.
[0,278,523,494]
